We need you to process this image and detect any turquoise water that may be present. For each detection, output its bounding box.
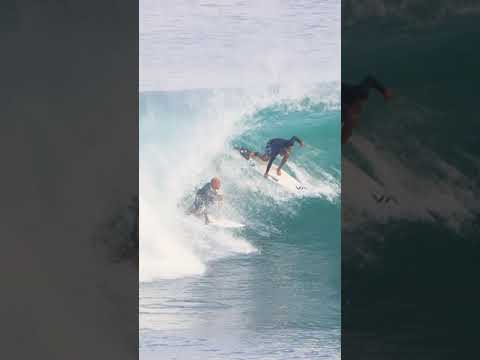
[139,87,340,359]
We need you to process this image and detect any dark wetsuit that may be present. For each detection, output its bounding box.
[342,75,387,125]
[263,136,302,174]
[193,182,221,214]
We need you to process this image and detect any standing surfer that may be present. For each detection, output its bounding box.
[247,136,304,178]
[188,177,223,224]
[342,75,393,144]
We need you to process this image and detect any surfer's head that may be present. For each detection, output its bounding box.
[211,177,221,190]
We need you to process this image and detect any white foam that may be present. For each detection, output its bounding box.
[287,161,340,201]
[140,91,257,282]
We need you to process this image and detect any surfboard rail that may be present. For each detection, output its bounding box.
[235,146,306,193]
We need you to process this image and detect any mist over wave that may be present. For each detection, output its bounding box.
[140,0,340,92]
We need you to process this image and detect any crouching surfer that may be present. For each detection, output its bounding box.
[342,74,393,144]
[239,136,304,178]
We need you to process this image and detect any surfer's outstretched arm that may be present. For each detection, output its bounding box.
[289,136,304,146]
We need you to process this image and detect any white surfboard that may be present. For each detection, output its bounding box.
[190,211,245,228]
[207,215,245,228]
[236,147,306,193]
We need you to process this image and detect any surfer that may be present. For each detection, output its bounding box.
[342,75,393,144]
[250,136,304,178]
[188,177,223,224]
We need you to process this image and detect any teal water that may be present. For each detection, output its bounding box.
[139,87,340,359]
[342,13,480,230]
[341,8,480,358]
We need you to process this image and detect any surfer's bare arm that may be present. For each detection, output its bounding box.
[291,136,304,147]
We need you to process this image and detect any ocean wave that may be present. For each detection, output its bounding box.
[140,84,340,281]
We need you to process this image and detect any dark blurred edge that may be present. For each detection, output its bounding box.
[342,1,480,359]
[1,1,138,358]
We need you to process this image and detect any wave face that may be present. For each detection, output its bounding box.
[140,85,340,281]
